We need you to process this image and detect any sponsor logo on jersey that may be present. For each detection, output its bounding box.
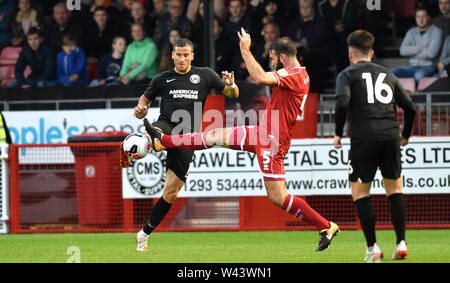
[190,74,201,84]
[169,89,199,99]
[276,69,289,77]
[126,151,167,196]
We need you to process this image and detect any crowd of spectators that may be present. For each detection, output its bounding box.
[0,0,449,92]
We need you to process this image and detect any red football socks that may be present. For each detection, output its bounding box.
[283,194,330,231]
[160,132,211,150]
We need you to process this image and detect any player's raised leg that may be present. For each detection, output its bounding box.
[384,177,407,260]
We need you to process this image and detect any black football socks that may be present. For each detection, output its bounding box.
[388,193,406,244]
[354,196,377,248]
[143,197,172,235]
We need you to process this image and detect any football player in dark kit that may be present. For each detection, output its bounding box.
[334,30,416,262]
[129,38,239,251]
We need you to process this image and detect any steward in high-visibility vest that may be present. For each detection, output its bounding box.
[0,112,11,144]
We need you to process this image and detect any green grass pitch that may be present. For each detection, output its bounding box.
[0,229,449,263]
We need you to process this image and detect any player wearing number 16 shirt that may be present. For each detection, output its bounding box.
[334,30,416,262]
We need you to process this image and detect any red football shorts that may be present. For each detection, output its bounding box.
[228,126,288,181]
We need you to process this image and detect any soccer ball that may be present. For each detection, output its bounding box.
[123,133,151,159]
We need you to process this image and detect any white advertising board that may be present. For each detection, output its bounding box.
[122,137,450,198]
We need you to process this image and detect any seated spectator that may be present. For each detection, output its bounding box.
[118,0,136,18]
[43,2,83,53]
[438,35,450,76]
[158,27,180,72]
[125,1,153,41]
[253,22,280,71]
[259,0,289,36]
[8,27,55,88]
[213,16,234,74]
[119,23,158,85]
[90,36,126,87]
[393,5,443,83]
[9,0,44,47]
[224,0,255,52]
[318,0,359,72]
[0,0,14,52]
[433,0,450,40]
[153,0,191,49]
[54,34,89,86]
[186,0,226,22]
[85,6,121,65]
[148,0,168,25]
[286,0,333,92]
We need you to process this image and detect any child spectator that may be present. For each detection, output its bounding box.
[8,27,55,88]
[55,34,89,86]
[89,36,126,86]
[119,23,157,85]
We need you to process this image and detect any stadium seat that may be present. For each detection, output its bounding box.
[417,77,438,92]
[0,46,22,65]
[398,78,416,93]
[391,0,417,19]
[87,63,98,82]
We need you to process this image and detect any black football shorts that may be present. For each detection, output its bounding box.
[152,119,194,183]
[348,138,401,183]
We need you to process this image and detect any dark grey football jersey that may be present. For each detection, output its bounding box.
[144,66,226,132]
[335,61,416,142]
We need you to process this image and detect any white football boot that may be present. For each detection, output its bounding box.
[135,230,149,252]
[392,240,408,260]
[364,243,383,263]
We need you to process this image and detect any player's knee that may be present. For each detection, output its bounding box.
[163,190,179,204]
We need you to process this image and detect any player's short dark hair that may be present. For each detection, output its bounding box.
[347,30,375,55]
[173,38,194,52]
[269,37,297,57]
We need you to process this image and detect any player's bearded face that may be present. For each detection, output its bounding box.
[172,46,194,73]
[270,50,283,70]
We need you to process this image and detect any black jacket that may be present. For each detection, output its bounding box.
[15,43,56,86]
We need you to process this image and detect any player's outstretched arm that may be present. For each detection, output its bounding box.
[221,71,239,99]
[237,28,277,86]
[134,95,152,119]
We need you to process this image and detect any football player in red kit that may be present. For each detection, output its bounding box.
[144,28,339,251]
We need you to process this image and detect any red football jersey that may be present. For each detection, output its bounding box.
[260,66,310,148]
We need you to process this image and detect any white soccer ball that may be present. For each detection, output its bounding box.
[123,133,151,160]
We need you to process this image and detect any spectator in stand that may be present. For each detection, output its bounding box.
[43,2,83,53]
[125,1,152,41]
[433,0,450,39]
[188,0,204,48]
[186,0,226,22]
[85,6,121,65]
[0,0,14,51]
[259,0,289,36]
[318,0,359,72]
[8,27,55,88]
[9,0,44,47]
[149,0,167,25]
[55,34,89,86]
[119,23,157,85]
[158,27,180,72]
[253,22,280,71]
[118,0,136,23]
[438,35,450,77]
[213,16,234,74]
[153,0,191,49]
[286,0,332,92]
[224,0,256,51]
[89,35,126,86]
[392,5,442,84]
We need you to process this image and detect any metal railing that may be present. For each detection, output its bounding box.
[317,92,450,137]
